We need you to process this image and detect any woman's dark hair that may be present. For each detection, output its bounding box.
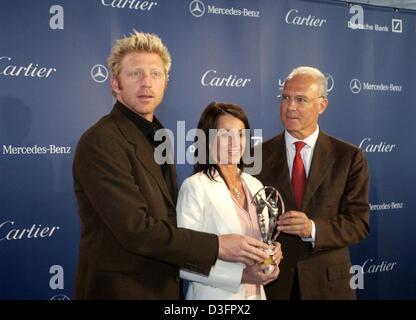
[194,101,250,180]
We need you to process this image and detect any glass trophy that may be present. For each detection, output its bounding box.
[251,186,285,274]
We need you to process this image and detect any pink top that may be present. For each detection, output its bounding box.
[230,179,262,299]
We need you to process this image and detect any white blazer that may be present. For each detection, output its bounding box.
[177,170,268,300]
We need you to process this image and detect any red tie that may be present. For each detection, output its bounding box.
[292,141,306,209]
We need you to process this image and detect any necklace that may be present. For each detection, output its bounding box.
[232,186,242,199]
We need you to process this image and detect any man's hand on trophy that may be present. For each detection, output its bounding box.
[218,234,269,266]
[241,263,280,285]
[276,211,312,238]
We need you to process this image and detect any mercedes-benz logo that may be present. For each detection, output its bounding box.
[350,78,361,94]
[91,64,108,83]
[50,294,70,300]
[189,0,205,18]
[324,73,334,93]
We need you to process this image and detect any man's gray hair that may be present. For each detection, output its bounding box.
[286,66,328,98]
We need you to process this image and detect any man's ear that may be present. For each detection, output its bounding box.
[111,77,120,95]
[318,98,328,114]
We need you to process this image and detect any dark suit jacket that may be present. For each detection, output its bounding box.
[73,105,218,299]
[256,131,370,300]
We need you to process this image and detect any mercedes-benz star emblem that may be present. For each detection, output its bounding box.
[350,78,362,94]
[189,0,205,18]
[91,64,108,83]
[324,73,334,93]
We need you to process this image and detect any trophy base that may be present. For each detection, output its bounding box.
[264,264,275,275]
[263,245,275,275]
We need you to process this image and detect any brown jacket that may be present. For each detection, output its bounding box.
[256,131,370,299]
[73,105,218,299]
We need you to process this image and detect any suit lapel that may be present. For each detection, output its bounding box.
[202,173,242,235]
[110,106,175,208]
[168,164,178,205]
[301,131,335,210]
[263,131,336,212]
[264,134,294,209]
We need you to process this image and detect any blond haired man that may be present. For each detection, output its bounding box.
[73,31,269,299]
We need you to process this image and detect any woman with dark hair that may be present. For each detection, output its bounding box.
[177,102,282,300]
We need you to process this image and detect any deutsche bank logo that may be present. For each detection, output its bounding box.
[91,64,108,83]
[324,73,334,93]
[350,78,362,94]
[392,19,402,33]
[189,0,205,17]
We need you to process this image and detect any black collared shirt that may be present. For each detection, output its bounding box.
[115,101,173,195]
[116,100,164,148]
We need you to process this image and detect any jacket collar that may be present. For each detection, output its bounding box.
[110,104,176,207]
[263,131,335,212]
[199,169,269,234]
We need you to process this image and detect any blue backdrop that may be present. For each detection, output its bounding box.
[1,0,415,299]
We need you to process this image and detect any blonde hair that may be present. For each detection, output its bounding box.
[108,30,171,95]
[286,66,328,98]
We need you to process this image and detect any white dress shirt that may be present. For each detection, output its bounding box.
[284,126,319,245]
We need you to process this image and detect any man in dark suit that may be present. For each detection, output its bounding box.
[256,66,370,299]
[73,30,269,299]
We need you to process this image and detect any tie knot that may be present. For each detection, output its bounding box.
[294,141,306,154]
